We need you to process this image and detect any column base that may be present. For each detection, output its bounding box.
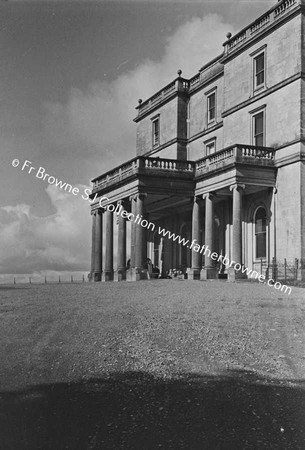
[114,268,127,282]
[200,267,218,280]
[89,272,102,282]
[227,267,247,281]
[126,267,148,281]
[102,271,114,282]
[187,268,201,280]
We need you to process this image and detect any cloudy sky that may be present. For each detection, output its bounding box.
[0,0,274,282]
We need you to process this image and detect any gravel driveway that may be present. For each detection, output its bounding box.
[0,280,304,449]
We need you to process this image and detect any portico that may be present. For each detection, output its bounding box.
[89,144,276,282]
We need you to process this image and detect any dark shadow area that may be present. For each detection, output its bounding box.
[0,285,30,290]
[1,370,305,449]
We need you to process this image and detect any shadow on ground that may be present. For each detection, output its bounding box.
[1,370,305,449]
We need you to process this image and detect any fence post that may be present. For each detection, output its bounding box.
[82,274,85,282]
[71,275,73,283]
[13,277,16,285]
[260,258,263,275]
[45,276,47,284]
[284,258,287,284]
[59,275,61,283]
[29,277,31,284]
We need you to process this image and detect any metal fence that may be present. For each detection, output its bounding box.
[266,258,305,283]
[10,274,88,285]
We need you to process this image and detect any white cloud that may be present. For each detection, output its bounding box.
[1,14,236,277]
[43,14,235,174]
[0,184,91,275]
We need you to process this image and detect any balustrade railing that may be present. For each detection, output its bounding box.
[93,144,275,189]
[227,31,247,51]
[136,78,189,116]
[143,157,194,172]
[189,73,200,87]
[274,0,296,18]
[224,0,298,54]
[250,14,270,34]
[195,144,274,173]
[240,145,274,159]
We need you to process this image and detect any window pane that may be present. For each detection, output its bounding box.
[254,113,263,134]
[206,142,215,155]
[256,234,266,258]
[255,134,263,147]
[209,93,215,109]
[256,71,264,86]
[256,54,264,73]
[255,53,265,87]
[255,207,267,258]
[254,112,264,146]
[153,119,159,145]
[208,93,216,122]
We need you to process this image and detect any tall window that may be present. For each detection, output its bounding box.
[152,117,160,146]
[207,92,216,123]
[254,52,265,89]
[255,207,267,259]
[253,111,264,146]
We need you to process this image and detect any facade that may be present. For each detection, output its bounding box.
[89,0,305,282]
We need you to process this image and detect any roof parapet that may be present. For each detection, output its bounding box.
[223,0,300,56]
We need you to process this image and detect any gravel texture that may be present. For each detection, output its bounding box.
[0,280,305,449]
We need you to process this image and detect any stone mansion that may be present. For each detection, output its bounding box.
[89,0,305,282]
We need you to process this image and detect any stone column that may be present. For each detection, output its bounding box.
[135,193,148,280]
[201,193,217,280]
[103,208,114,281]
[90,209,103,281]
[130,195,137,268]
[188,196,201,280]
[228,184,245,281]
[115,200,127,281]
[90,211,96,280]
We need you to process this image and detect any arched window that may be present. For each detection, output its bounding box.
[255,207,267,259]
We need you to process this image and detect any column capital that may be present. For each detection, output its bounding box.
[135,192,147,201]
[117,198,128,209]
[193,195,202,204]
[202,192,215,201]
[229,183,245,192]
[91,208,104,216]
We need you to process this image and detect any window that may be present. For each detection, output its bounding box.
[152,117,160,146]
[207,92,216,123]
[255,207,267,259]
[253,51,265,90]
[253,111,264,146]
[205,139,216,156]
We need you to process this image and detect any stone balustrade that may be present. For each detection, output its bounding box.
[195,144,275,175]
[136,77,189,118]
[224,0,298,54]
[92,144,275,192]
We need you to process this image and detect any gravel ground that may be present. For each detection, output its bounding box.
[0,280,305,449]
